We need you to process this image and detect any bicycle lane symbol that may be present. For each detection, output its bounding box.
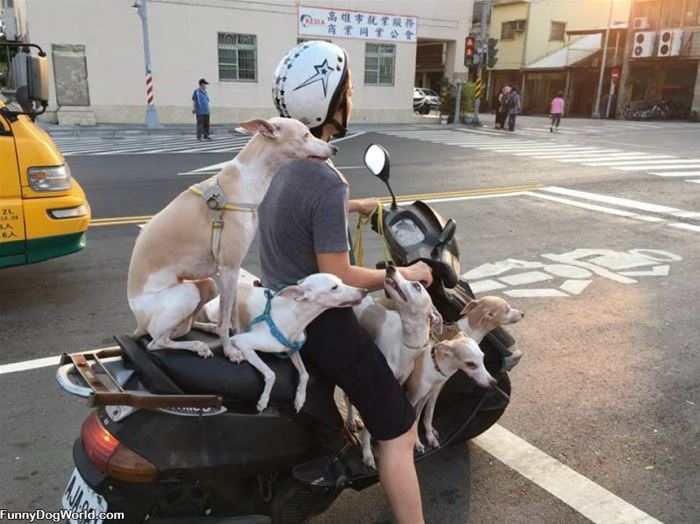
[462,249,682,298]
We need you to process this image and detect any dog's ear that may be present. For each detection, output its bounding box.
[460,299,478,317]
[434,341,452,358]
[277,285,307,301]
[429,307,444,339]
[236,119,280,138]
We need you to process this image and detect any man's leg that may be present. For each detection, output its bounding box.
[378,423,424,524]
[301,308,423,523]
[196,115,203,139]
[204,114,211,139]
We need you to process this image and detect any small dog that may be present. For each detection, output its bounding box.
[406,333,496,452]
[456,296,524,343]
[210,273,367,412]
[127,118,336,358]
[407,296,524,452]
[352,266,443,468]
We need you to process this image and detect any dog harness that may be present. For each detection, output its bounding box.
[430,346,448,377]
[188,177,257,267]
[247,288,306,358]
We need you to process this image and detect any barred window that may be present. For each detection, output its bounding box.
[217,33,257,81]
[550,21,566,41]
[365,43,395,86]
[501,21,516,40]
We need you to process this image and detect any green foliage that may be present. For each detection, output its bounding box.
[439,79,476,120]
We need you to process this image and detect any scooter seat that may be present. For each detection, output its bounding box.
[116,331,326,410]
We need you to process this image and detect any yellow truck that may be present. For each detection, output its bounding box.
[1,43,90,268]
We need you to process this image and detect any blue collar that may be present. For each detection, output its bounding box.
[247,288,306,358]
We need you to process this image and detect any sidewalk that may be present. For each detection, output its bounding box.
[39,115,442,138]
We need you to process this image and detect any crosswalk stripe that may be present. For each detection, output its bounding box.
[584,158,700,167]
[614,164,700,171]
[556,153,667,163]
[647,170,700,177]
[529,150,623,159]
[511,147,608,156]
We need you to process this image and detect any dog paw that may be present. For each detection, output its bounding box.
[194,342,214,358]
[426,433,440,449]
[415,439,426,454]
[294,394,306,413]
[256,398,270,412]
[362,452,377,470]
[224,347,244,363]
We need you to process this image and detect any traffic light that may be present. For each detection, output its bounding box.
[487,37,498,68]
[464,35,476,66]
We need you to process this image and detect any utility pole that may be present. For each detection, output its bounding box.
[473,0,491,124]
[134,0,160,128]
[593,0,614,118]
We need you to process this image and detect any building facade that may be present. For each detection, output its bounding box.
[616,0,700,117]
[480,0,631,115]
[2,0,473,125]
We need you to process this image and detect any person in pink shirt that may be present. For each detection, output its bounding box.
[550,91,565,132]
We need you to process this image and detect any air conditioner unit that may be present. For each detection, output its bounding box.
[657,29,683,57]
[632,31,655,58]
[632,17,650,30]
[514,19,526,32]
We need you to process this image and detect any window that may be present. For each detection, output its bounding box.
[550,21,566,41]
[501,20,521,39]
[365,43,395,86]
[297,38,331,44]
[685,0,700,25]
[217,33,257,81]
[501,21,515,39]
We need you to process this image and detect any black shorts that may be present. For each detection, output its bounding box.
[301,308,415,441]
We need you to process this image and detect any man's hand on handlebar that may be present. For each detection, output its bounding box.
[349,198,380,216]
[398,261,433,288]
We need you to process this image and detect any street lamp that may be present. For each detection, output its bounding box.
[592,0,614,118]
[133,0,160,128]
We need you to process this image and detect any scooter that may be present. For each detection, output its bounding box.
[56,144,521,524]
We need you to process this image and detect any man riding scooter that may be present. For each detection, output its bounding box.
[264,40,433,523]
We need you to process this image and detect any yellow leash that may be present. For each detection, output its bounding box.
[353,201,392,268]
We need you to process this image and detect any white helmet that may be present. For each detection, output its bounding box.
[272,41,349,137]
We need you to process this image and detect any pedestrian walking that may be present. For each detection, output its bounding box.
[506,88,521,132]
[550,91,565,132]
[495,85,511,129]
[192,78,211,141]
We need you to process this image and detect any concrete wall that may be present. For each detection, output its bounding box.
[22,0,472,125]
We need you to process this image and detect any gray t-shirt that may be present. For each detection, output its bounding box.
[258,159,349,289]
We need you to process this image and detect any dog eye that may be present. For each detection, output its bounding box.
[304,132,310,140]
[412,283,422,291]
[466,362,477,370]
[331,284,339,291]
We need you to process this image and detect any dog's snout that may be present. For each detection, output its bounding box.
[519,311,525,318]
[360,288,369,297]
[329,144,339,155]
[385,265,397,276]
[489,377,497,387]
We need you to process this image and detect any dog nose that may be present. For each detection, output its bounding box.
[520,311,525,318]
[385,265,396,275]
[489,377,497,387]
[360,288,369,296]
[329,144,339,154]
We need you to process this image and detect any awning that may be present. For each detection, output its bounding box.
[524,33,602,71]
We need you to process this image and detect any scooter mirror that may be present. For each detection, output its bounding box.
[364,144,390,180]
[439,219,457,245]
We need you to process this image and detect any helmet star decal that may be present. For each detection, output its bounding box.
[293,58,335,96]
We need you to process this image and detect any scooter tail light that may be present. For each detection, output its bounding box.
[81,412,158,483]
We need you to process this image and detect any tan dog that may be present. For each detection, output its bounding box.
[127,118,336,358]
[407,296,524,451]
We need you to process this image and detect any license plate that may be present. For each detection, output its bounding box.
[61,468,108,524]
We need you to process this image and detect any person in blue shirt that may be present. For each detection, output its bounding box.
[192,78,211,140]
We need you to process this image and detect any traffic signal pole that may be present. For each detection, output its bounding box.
[473,0,491,125]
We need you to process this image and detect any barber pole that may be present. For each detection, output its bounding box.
[145,71,155,106]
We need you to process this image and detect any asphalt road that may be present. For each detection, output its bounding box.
[1,115,699,524]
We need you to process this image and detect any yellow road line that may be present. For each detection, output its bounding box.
[88,184,543,228]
